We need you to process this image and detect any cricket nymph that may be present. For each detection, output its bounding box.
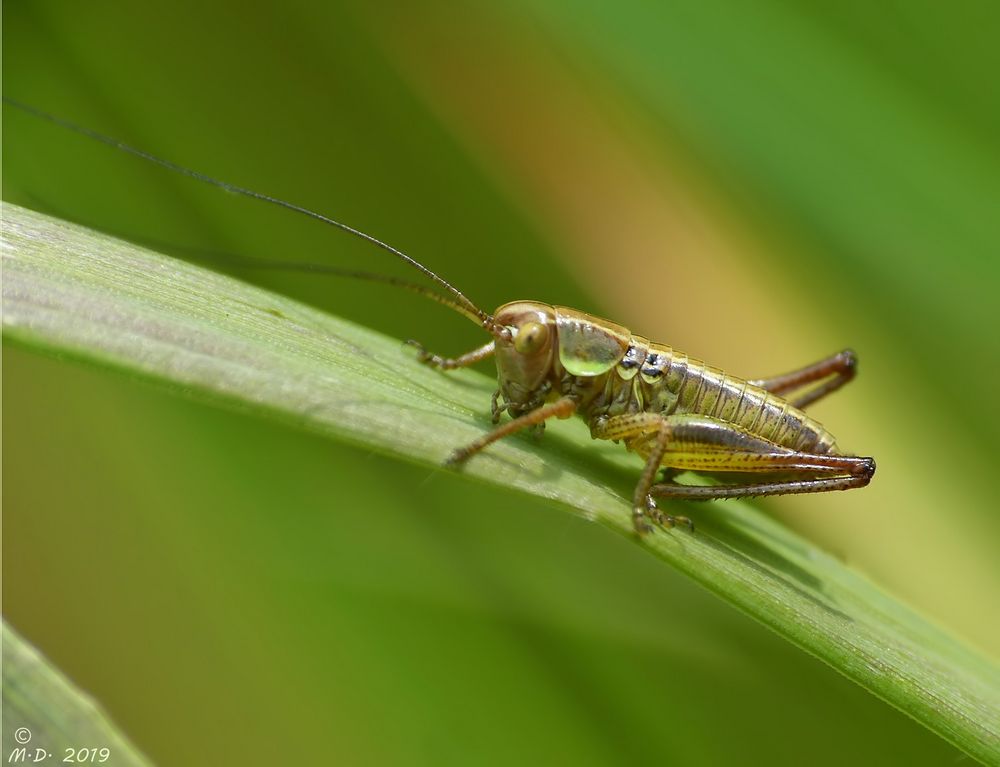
[11,99,873,537]
[493,301,838,454]
[461,300,872,534]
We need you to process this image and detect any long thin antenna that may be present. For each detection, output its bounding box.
[190,250,488,325]
[3,96,495,331]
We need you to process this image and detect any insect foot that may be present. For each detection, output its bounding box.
[637,496,695,535]
[444,446,473,468]
[405,339,440,367]
[663,514,695,533]
[632,506,654,536]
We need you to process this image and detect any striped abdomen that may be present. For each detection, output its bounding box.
[585,337,837,454]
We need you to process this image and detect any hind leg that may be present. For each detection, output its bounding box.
[590,413,693,534]
[750,349,856,409]
[591,413,874,534]
[649,452,875,500]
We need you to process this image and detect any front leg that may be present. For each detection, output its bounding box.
[407,340,495,370]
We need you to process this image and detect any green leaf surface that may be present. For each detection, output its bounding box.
[3,203,998,764]
[2,620,152,766]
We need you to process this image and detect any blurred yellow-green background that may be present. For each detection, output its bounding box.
[3,2,998,765]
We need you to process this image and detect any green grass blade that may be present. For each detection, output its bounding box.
[2,620,152,766]
[3,203,998,764]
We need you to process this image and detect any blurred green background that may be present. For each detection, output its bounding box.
[3,2,998,765]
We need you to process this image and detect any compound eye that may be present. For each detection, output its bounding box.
[513,321,549,354]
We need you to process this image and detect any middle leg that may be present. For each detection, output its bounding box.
[447,396,578,466]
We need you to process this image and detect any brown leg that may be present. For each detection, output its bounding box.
[407,340,495,370]
[447,396,577,466]
[750,349,856,409]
